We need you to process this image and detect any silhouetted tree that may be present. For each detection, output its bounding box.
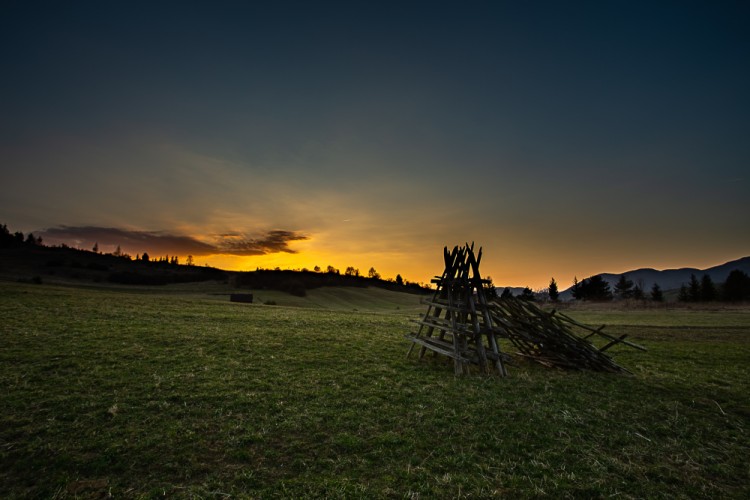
[500,287,514,299]
[650,283,664,302]
[484,276,497,299]
[575,275,613,301]
[186,255,194,266]
[142,252,150,262]
[0,224,13,247]
[614,275,634,299]
[519,287,535,301]
[326,265,337,274]
[700,274,716,301]
[632,285,644,300]
[688,274,701,302]
[723,270,750,301]
[395,274,404,286]
[548,277,559,302]
[93,242,99,253]
[368,267,380,279]
[313,266,321,272]
[678,284,689,302]
[345,266,357,277]
[571,277,581,300]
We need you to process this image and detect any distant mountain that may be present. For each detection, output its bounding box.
[560,256,750,299]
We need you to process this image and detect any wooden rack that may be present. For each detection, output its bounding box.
[406,243,509,376]
[406,244,645,376]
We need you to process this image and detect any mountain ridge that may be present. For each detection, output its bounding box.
[558,256,750,299]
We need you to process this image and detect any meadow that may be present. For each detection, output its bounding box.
[1,280,749,498]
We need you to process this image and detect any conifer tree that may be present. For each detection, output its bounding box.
[614,275,634,299]
[688,274,701,302]
[571,277,581,300]
[723,270,750,301]
[700,274,716,301]
[650,283,664,302]
[548,277,559,302]
[576,275,613,301]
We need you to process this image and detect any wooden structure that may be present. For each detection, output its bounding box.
[406,244,510,376]
[488,297,646,374]
[406,244,645,376]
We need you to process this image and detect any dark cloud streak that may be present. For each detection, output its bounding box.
[218,230,308,256]
[38,226,308,257]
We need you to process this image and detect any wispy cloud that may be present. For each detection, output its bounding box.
[217,230,308,255]
[38,226,308,256]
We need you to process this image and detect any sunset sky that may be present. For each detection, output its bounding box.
[2,1,749,289]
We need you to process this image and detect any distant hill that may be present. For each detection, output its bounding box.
[0,241,431,296]
[559,256,750,299]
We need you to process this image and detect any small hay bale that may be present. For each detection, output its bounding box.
[230,293,253,304]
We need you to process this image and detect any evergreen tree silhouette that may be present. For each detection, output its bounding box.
[723,270,750,301]
[678,284,689,302]
[688,274,701,302]
[700,274,716,301]
[548,277,559,302]
[614,275,634,299]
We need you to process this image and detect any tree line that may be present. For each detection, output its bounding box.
[492,271,750,303]
[259,264,415,288]
[675,271,750,302]
[565,272,750,302]
[2,222,424,291]
[0,224,43,248]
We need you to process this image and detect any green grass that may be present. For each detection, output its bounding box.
[1,281,749,498]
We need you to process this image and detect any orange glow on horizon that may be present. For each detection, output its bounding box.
[199,251,440,287]
[194,250,565,291]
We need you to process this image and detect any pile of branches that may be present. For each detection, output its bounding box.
[488,297,646,374]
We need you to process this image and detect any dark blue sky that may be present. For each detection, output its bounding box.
[2,1,748,286]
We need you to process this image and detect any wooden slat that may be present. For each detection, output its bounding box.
[405,335,473,363]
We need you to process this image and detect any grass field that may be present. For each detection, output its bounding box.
[1,281,749,498]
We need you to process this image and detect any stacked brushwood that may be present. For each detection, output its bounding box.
[488,297,646,374]
[406,244,645,376]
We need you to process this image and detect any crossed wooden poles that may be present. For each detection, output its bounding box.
[406,244,645,376]
[406,243,510,376]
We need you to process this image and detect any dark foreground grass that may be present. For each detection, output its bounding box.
[1,282,749,498]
